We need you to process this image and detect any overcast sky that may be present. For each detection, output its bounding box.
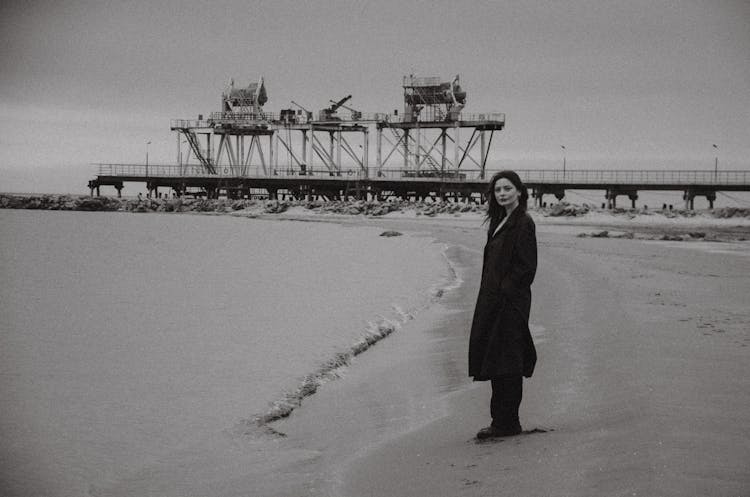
[1,0,748,193]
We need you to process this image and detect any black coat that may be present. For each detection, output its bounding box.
[468,207,538,380]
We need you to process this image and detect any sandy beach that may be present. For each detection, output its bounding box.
[1,202,748,496]
[251,210,750,496]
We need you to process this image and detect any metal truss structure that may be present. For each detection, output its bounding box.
[169,75,504,182]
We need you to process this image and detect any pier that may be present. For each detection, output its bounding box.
[89,166,749,210]
[88,75,750,208]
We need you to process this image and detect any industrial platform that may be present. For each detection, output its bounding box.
[89,75,749,209]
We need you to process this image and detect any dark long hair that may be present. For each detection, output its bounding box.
[484,170,529,227]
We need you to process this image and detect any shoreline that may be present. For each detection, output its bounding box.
[265,217,487,496]
[252,234,462,434]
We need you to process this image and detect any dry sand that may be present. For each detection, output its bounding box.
[250,212,750,496]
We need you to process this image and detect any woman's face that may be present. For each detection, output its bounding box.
[494,178,520,210]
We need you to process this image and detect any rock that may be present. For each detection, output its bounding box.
[164,199,182,212]
[548,202,590,217]
[712,207,750,219]
[196,200,215,212]
[590,230,610,238]
[263,201,289,214]
[660,234,686,241]
[77,197,117,211]
[380,231,402,237]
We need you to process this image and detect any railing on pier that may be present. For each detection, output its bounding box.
[507,169,748,186]
[95,164,749,186]
[169,111,506,129]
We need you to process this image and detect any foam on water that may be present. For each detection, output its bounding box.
[248,243,463,433]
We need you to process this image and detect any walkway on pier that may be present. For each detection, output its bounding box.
[89,165,750,209]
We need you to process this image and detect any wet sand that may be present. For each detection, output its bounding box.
[262,213,750,496]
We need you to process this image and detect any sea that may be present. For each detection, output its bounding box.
[0,209,454,497]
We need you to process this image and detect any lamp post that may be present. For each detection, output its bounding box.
[561,145,566,180]
[146,141,152,177]
[713,144,718,181]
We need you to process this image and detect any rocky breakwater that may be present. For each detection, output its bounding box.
[0,194,488,217]
[0,194,122,211]
[4,194,748,222]
[540,201,750,220]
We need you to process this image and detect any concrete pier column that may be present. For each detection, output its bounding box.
[683,192,694,210]
[682,190,695,210]
[606,188,638,209]
[707,191,716,209]
[683,189,716,210]
[534,189,543,207]
[605,190,616,209]
[115,185,123,198]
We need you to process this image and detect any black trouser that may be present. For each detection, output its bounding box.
[490,376,523,429]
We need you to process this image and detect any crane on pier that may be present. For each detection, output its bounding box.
[319,95,352,121]
[330,99,362,120]
[290,100,313,121]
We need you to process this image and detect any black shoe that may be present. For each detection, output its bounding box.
[475,424,522,440]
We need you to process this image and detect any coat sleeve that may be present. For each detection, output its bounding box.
[500,217,537,298]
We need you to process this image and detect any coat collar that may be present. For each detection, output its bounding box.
[489,207,523,240]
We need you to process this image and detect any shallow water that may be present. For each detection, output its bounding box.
[0,210,451,497]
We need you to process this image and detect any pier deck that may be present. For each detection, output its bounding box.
[89,166,750,209]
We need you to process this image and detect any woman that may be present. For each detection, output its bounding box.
[468,170,538,439]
